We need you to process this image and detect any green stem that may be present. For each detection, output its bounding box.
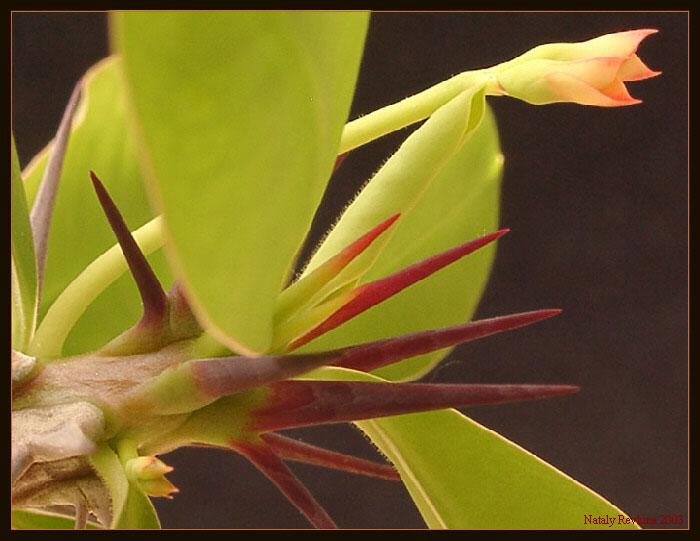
[116,438,140,466]
[338,70,498,154]
[29,217,164,359]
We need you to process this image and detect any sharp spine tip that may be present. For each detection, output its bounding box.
[90,171,168,329]
[332,308,564,372]
[252,380,580,432]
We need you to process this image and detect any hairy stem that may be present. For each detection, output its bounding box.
[338,70,497,153]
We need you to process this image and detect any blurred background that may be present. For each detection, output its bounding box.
[12,12,688,529]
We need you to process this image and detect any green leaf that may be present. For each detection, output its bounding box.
[113,12,369,354]
[299,105,501,380]
[89,444,129,528]
[309,367,637,529]
[11,509,103,529]
[89,443,161,529]
[115,483,161,529]
[11,134,38,351]
[22,58,173,356]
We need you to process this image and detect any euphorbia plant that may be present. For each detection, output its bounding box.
[11,13,659,529]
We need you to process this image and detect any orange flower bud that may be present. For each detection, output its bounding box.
[493,29,660,106]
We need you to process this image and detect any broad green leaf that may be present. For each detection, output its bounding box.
[309,367,636,529]
[299,105,502,380]
[89,443,161,529]
[11,135,38,351]
[113,12,369,354]
[11,509,103,529]
[22,57,172,356]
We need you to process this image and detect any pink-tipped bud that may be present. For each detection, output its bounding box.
[125,455,174,480]
[494,29,660,106]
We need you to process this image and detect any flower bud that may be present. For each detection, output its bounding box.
[125,455,178,498]
[125,455,173,480]
[493,29,660,106]
[137,477,179,499]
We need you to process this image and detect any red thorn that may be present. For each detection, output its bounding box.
[252,381,579,432]
[190,310,561,399]
[232,440,338,529]
[289,230,509,349]
[190,351,341,398]
[320,213,400,276]
[260,432,400,481]
[334,309,562,372]
[90,171,168,327]
[277,214,400,325]
[332,152,349,174]
[301,213,399,286]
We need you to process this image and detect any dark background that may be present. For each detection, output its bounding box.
[11,12,688,529]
